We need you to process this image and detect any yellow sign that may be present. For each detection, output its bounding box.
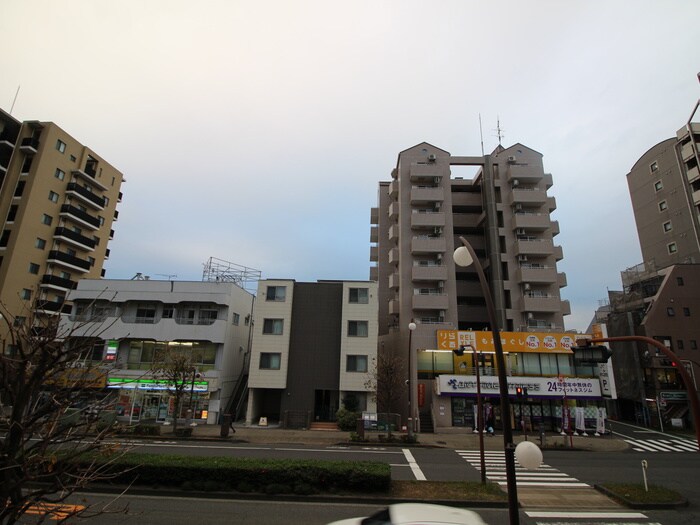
[437,330,580,354]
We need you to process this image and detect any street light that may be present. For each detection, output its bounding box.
[456,344,486,484]
[454,237,520,525]
[407,321,417,437]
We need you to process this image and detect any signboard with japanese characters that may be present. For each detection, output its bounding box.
[436,330,578,354]
[436,374,602,399]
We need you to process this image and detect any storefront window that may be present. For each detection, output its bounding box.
[522,354,541,375]
[557,354,573,376]
[540,354,558,375]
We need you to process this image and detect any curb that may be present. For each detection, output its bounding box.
[594,484,689,509]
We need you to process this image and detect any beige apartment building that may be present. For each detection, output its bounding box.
[370,142,569,429]
[0,108,123,340]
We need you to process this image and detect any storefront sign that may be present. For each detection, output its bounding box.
[659,391,688,401]
[436,330,578,354]
[107,377,209,392]
[105,340,118,362]
[418,383,426,408]
[436,374,602,399]
[591,324,617,399]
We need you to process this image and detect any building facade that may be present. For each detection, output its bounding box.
[370,142,570,429]
[60,279,254,425]
[246,280,378,428]
[0,108,123,339]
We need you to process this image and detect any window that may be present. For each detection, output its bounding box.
[683,307,690,317]
[663,221,672,232]
[162,305,174,319]
[98,216,105,226]
[14,181,25,197]
[14,316,26,327]
[658,200,667,211]
[348,320,369,337]
[70,154,77,162]
[135,304,157,323]
[48,191,59,203]
[677,340,684,350]
[55,168,65,180]
[87,256,95,267]
[59,271,71,280]
[346,355,368,373]
[20,289,32,300]
[56,139,66,153]
[199,308,218,324]
[41,214,52,226]
[650,161,659,173]
[266,286,286,301]
[349,287,369,304]
[654,180,663,192]
[260,352,281,370]
[28,262,40,274]
[0,230,10,248]
[677,277,684,286]
[668,243,677,254]
[35,238,46,249]
[7,205,18,222]
[232,313,240,325]
[691,340,698,350]
[667,307,675,316]
[263,318,284,335]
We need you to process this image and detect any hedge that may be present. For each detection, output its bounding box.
[82,454,391,494]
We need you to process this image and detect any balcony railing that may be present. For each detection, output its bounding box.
[66,182,106,209]
[47,250,91,272]
[20,137,39,153]
[60,204,100,229]
[53,226,96,249]
[34,299,64,313]
[41,274,78,290]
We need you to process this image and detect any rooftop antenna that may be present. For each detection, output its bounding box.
[478,113,485,156]
[494,116,505,146]
[9,85,20,115]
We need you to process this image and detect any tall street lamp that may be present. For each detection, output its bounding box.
[454,237,519,525]
[407,320,417,437]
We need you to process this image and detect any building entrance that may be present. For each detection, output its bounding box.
[314,390,338,422]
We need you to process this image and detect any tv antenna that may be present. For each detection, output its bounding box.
[494,116,505,146]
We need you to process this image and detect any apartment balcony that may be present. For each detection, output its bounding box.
[388,180,399,198]
[452,213,482,229]
[60,204,100,230]
[389,299,400,315]
[370,207,379,225]
[409,163,442,182]
[553,245,563,261]
[389,272,400,289]
[53,227,96,251]
[558,272,568,288]
[412,264,448,282]
[514,238,554,256]
[66,182,106,210]
[389,202,399,219]
[508,188,548,207]
[681,142,696,162]
[72,168,108,191]
[547,196,557,212]
[686,165,699,184]
[369,266,378,281]
[40,274,78,292]
[561,299,571,316]
[389,247,399,265]
[692,187,700,206]
[512,212,551,231]
[676,122,700,140]
[551,220,560,237]
[543,173,553,189]
[370,245,378,262]
[521,293,562,312]
[370,226,378,243]
[412,291,449,310]
[47,250,91,273]
[105,248,110,259]
[118,191,123,202]
[34,299,64,315]
[0,130,16,148]
[452,191,482,208]
[389,224,399,241]
[410,211,445,229]
[410,186,444,204]
[19,137,39,154]
[507,164,544,183]
[515,264,557,284]
[411,235,446,254]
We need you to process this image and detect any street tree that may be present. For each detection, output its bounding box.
[151,347,198,433]
[364,350,405,437]
[0,304,128,524]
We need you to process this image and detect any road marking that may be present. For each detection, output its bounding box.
[625,438,698,453]
[527,510,649,519]
[402,448,426,481]
[24,503,85,521]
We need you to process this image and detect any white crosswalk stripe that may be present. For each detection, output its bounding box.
[456,450,589,488]
[625,437,698,452]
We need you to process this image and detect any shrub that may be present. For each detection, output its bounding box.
[336,407,360,431]
[133,424,160,436]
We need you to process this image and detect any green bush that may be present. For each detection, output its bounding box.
[133,424,160,436]
[336,408,360,431]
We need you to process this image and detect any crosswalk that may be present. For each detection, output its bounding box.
[624,437,698,453]
[456,449,588,488]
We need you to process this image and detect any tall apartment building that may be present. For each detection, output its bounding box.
[370,142,569,427]
[246,280,378,428]
[0,108,123,338]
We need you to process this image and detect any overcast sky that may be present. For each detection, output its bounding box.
[2,1,699,332]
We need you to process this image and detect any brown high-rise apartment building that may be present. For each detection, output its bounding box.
[370,142,569,427]
[0,108,123,338]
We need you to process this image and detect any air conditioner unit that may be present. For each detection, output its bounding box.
[515,203,523,210]
[524,283,531,291]
[436,253,442,261]
[527,312,534,320]
[434,202,441,210]
[428,154,437,162]
[437,281,444,290]
[508,156,517,163]
[434,227,442,235]
[434,177,440,184]
[516,228,526,235]
[512,179,519,186]
[518,255,528,262]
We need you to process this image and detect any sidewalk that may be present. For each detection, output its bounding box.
[176,423,630,452]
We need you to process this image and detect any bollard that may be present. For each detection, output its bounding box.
[641,460,649,492]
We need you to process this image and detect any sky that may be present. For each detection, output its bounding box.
[1,0,699,332]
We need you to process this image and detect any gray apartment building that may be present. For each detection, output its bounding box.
[370,142,569,429]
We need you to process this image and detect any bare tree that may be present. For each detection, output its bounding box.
[0,305,127,525]
[150,349,197,433]
[364,350,405,437]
